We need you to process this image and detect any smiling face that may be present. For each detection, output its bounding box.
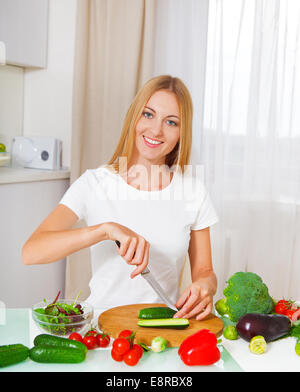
[131,89,180,167]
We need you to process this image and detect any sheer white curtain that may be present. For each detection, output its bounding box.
[154,0,300,300]
[202,0,300,300]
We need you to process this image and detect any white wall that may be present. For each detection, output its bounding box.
[23,0,77,168]
[0,64,24,151]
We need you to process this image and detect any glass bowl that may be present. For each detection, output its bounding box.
[32,299,94,337]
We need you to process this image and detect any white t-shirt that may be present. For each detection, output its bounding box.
[59,165,218,310]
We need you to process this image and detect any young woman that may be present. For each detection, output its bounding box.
[22,75,218,320]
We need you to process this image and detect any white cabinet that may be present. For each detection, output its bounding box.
[0,0,49,68]
[0,177,69,307]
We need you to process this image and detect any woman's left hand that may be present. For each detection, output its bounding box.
[174,274,216,321]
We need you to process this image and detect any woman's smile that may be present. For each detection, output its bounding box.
[143,135,164,148]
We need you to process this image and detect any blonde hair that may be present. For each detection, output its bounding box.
[107,75,193,174]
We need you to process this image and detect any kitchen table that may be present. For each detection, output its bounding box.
[0,308,298,373]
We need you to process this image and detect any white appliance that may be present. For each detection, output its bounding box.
[12,136,62,170]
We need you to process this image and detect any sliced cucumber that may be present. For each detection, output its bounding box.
[137,318,189,329]
[138,307,177,319]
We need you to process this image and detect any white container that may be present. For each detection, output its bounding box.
[11,136,62,170]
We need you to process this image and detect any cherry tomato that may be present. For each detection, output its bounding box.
[112,338,130,355]
[131,344,143,359]
[118,329,133,340]
[97,333,110,348]
[82,335,98,350]
[111,349,124,362]
[68,332,83,343]
[123,348,140,366]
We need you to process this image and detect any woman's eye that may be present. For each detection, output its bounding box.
[167,120,177,126]
[143,111,153,119]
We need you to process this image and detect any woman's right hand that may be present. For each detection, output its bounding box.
[103,222,150,279]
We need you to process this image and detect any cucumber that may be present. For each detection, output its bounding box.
[137,318,189,329]
[138,307,177,319]
[29,346,86,363]
[0,344,29,368]
[34,334,87,353]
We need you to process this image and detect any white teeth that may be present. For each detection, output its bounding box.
[143,136,163,145]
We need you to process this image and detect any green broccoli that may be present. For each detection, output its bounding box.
[219,271,274,322]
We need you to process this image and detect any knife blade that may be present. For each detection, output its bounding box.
[115,240,178,311]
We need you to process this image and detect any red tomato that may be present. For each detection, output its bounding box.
[285,308,299,320]
[275,300,291,315]
[123,348,140,366]
[131,344,143,359]
[111,349,124,362]
[97,333,110,348]
[112,338,130,355]
[82,335,98,350]
[68,332,83,343]
[85,330,98,337]
[118,330,133,340]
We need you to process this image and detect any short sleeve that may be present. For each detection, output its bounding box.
[190,187,219,231]
[59,171,89,220]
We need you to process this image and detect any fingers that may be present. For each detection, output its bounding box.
[174,290,198,319]
[174,285,213,320]
[116,236,149,277]
[182,297,212,320]
[196,301,212,321]
[130,241,149,279]
[175,287,190,310]
[123,237,138,263]
[130,237,146,266]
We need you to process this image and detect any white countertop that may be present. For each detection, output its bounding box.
[0,166,70,184]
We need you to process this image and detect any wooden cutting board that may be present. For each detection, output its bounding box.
[98,303,223,347]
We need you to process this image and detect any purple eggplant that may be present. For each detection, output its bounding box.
[236,313,291,342]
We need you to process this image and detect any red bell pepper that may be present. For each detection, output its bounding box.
[178,329,221,366]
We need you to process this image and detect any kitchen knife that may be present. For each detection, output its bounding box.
[115,240,178,311]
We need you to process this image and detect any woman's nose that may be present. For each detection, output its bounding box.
[151,118,163,136]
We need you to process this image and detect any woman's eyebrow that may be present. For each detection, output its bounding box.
[145,106,180,120]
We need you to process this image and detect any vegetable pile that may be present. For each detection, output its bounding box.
[215,271,300,357]
[2,271,299,369]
